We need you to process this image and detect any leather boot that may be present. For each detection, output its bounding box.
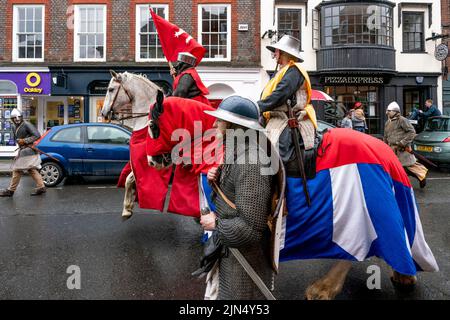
[419,178,427,189]
[30,187,46,196]
[0,189,14,197]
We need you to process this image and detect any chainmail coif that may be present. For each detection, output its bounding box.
[212,141,274,300]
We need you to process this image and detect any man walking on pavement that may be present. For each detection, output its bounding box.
[0,108,46,197]
[384,102,428,188]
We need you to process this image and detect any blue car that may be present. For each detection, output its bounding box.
[36,123,131,187]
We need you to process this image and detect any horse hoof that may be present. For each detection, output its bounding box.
[305,279,341,300]
[122,211,133,221]
[390,274,417,293]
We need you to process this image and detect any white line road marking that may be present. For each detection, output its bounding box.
[427,177,450,180]
[87,186,117,189]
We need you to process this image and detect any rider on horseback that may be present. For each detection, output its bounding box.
[257,35,318,179]
[171,52,211,105]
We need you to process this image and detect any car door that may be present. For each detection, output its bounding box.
[43,126,84,174]
[83,125,130,175]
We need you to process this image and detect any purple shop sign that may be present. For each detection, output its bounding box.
[0,72,51,95]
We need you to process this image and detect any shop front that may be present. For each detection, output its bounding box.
[310,73,440,137]
[0,68,51,157]
[50,66,173,126]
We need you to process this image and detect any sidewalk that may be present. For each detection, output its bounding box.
[0,159,13,176]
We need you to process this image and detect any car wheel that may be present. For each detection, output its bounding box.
[40,162,65,187]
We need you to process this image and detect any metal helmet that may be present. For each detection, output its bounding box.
[386,101,401,113]
[177,52,197,67]
[11,108,22,120]
[266,34,303,62]
[204,95,264,131]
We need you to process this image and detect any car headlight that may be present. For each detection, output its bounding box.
[413,144,417,151]
[434,147,442,153]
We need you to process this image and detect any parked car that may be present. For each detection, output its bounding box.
[317,119,336,133]
[412,116,450,168]
[36,123,131,187]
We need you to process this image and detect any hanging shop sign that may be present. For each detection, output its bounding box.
[0,72,51,95]
[435,44,449,61]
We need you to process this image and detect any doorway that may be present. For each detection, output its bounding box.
[90,96,106,123]
[45,98,67,130]
[403,88,427,117]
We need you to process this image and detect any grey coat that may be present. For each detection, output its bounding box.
[384,115,417,167]
[13,121,41,158]
[212,144,274,300]
[11,121,42,170]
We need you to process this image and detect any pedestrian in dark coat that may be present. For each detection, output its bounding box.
[0,109,46,197]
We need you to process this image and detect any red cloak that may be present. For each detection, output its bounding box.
[118,97,219,217]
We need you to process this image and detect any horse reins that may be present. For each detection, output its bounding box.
[108,79,149,122]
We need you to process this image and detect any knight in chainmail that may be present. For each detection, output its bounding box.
[0,109,46,197]
[200,96,275,300]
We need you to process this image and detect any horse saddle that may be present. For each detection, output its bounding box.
[285,130,323,180]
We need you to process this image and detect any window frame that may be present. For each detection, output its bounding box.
[135,4,169,62]
[50,126,83,144]
[320,4,393,48]
[73,4,107,62]
[402,11,425,53]
[198,4,231,62]
[87,126,131,145]
[12,5,45,62]
[276,7,302,51]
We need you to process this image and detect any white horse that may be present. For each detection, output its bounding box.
[101,71,164,219]
[101,71,433,300]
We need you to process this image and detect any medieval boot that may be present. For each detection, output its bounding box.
[0,189,14,197]
[30,187,46,196]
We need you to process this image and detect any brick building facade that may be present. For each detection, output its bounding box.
[0,0,264,156]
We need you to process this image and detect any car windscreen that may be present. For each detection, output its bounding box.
[425,118,450,132]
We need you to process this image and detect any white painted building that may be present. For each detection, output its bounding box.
[260,0,444,135]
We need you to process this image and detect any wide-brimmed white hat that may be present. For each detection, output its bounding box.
[266,35,303,62]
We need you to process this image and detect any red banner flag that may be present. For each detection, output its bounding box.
[150,8,206,65]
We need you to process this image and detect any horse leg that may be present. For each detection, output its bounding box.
[390,269,417,292]
[122,172,136,220]
[305,261,353,300]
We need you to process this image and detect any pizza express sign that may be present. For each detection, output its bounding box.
[0,72,51,95]
[323,76,384,85]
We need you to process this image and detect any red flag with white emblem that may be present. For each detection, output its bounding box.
[150,8,206,65]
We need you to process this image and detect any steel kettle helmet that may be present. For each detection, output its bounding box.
[204,95,264,131]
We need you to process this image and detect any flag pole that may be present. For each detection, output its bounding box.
[168,61,176,79]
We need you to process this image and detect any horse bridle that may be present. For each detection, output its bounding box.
[107,79,149,121]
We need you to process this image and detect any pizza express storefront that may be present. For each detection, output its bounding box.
[312,0,440,137]
[309,73,439,137]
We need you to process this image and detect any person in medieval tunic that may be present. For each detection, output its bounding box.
[0,109,46,197]
[171,52,211,105]
[384,101,428,188]
[257,35,317,177]
[200,96,274,300]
